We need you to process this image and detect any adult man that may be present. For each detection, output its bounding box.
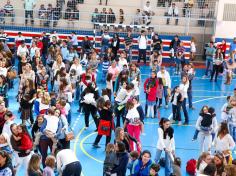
[143,1,155,25]
[203,41,216,78]
[71,31,78,50]
[181,64,195,110]
[124,31,133,62]
[100,30,110,58]
[24,0,36,25]
[166,3,179,25]
[3,0,14,23]
[56,149,82,176]
[138,30,148,64]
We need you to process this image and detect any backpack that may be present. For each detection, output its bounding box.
[200,113,213,128]
[186,159,196,175]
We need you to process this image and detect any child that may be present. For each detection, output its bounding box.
[34,108,58,154]
[149,163,160,176]
[127,151,139,175]
[2,111,14,135]
[172,157,182,176]
[40,92,51,114]
[0,133,13,155]
[131,75,140,100]
[222,96,234,121]
[103,143,117,176]
[171,86,182,125]
[49,92,57,107]
[192,106,216,141]
[106,73,113,100]
[69,69,78,93]
[43,155,56,176]
[34,90,43,116]
[118,52,128,71]
[102,56,110,83]
[14,124,33,152]
[102,89,110,102]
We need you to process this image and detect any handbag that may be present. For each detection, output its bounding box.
[98,119,111,136]
[65,126,75,141]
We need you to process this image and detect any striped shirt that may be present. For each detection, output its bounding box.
[4,4,13,12]
[125,36,133,46]
[102,61,110,71]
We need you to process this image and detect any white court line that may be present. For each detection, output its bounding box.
[168,96,226,119]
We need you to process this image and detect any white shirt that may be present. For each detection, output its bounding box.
[24,0,36,10]
[30,47,39,59]
[143,5,152,12]
[15,36,25,42]
[221,102,228,121]
[131,79,140,96]
[17,45,29,56]
[70,64,83,77]
[156,127,175,151]
[56,149,79,172]
[157,70,171,88]
[71,35,78,46]
[45,115,59,134]
[138,36,147,49]
[191,42,196,52]
[179,82,189,98]
[0,67,7,77]
[214,134,235,153]
[2,120,13,136]
[118,58,128,71]
[126,105,140,126]
[172,92,179,106]
[115,88,131,105]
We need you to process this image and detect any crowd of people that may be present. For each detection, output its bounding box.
[0,25,235,176]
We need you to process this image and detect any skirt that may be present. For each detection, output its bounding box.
[147,100,156,106]
[20,108,31,120]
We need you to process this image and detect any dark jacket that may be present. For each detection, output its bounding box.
[170,39,181,51]
[111,152,129,176]
[171,92,182,106]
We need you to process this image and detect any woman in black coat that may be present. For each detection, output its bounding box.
[111,142,129,176]
[111,33,120,58]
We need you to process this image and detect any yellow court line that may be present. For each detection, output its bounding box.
[80,132,103,163]
[145,121,195,127]
[73,120,94,176]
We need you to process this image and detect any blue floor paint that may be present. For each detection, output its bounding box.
[10,66,235,176]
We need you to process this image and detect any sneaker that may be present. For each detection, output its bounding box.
[202,75,207,79]
[192,138,197,141]
[178,121,182,125]
[92,144,101,148]
[84,127,88,130]
[189,106,195,110]
[183,122,189,125]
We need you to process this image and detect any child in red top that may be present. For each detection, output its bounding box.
[218,39,227,59]
[14,125,33,151]
[144,71,159,118]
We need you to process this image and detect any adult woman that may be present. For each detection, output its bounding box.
[0,75,8,107]
[70,57,83,100]
[0,151,13,175]
[36,67,49,88]
[129,63,140,82]
[80,82,99,130]
[0,100,8,134]
[31,115,45,152]
[196,152,212,174]
[114,69,129,94]
[111,33,120,58]
[157,66,171,109]
[93,100,113,148]
[115,127,140,153]
[20,63,35,89]
[196,106,217,153]
[80,67,95,91]
[10,123,32,175]
[132,150,154,176]
[20,79,36,125]
[179,75,189,125]
[110,142,129,176]
[108,61,120,90]
[52,54,65,77]
[55,109,70,149]
[27,153,43,176]
[124,97,144,152]
[29,42,39,60]
[214,122,235,163]
[155,118,175,176]
[210,48,223,82]
[213,152,225,176]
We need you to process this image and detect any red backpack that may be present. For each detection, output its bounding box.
[186,159,197,175]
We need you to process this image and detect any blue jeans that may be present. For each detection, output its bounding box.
[205,59,213,76]
[181,98,189,123]
[187,90,193,108]
[229,124,236,142]
[155,149,172,176]
[75,84,81,101]
[100,45,109,58]
[174,57,181,73]
[125,47,132,63]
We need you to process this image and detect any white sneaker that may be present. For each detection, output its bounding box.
[84,127,88,130]
[178,121,182,125]
[202,75,207,79]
